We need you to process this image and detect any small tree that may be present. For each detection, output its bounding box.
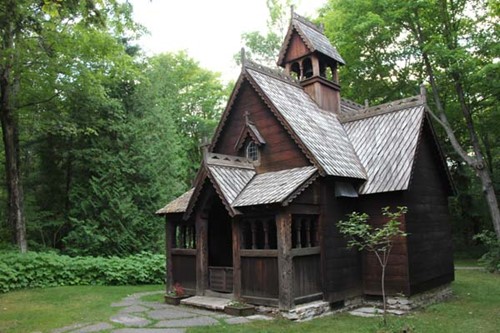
[337,206,408,325]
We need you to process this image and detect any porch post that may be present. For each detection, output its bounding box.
[165,217,175,292]
[276,209,293,310]
[196,212,208,295]
[232,216,242,299]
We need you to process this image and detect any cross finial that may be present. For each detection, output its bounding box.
[199,136,210,161]
[241,47,246,67]
[420,83,427,104]
[290,5,295,17]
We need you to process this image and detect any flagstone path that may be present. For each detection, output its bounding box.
[51,291,273,333]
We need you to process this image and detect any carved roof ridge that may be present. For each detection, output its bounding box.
[292,13,323,33]
[340,94,425,123]
[341,98,364,109]
[205,153,255,170]
[244,59,300,87]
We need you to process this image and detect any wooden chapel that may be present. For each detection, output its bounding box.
[156,12,454,311]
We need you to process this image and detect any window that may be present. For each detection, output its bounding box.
[246,141,259,162]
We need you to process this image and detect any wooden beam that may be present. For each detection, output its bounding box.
[165,217,174,292]
[276,209,293,310]
[232,216,242,299]
[196,213,208,295]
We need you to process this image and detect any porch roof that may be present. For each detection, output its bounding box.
[232,166,318,207]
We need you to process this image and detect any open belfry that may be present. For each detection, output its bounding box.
[157,11,454,311]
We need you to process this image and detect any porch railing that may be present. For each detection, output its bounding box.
[208,266,233,293]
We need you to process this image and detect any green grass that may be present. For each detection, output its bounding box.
[0,284,162,333]
[0,270,499,333]
[188,270,500,333]
[454,258,481,267]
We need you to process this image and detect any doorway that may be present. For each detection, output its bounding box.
[207,200,233,293]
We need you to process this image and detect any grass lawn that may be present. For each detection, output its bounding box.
[188,270,500,333]
[0,270,498,333]
[0,284,162,333]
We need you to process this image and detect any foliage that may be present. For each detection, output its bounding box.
[318,0,500,241]
[0,284,161,333]
[337,206,408,325]
[474,230,500,273]
[236,0,293,66]
[0,251,165,293]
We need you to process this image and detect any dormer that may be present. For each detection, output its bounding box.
[277,12,345,114]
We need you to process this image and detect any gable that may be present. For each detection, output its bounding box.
[212,78,310,172]
[282,30,311,63]
[407,117,454,195]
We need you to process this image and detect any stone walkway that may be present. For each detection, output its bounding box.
[51,291,273,333]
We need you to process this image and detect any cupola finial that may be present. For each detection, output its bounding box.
[240,47,246,68]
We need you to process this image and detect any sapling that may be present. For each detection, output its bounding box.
[337,206,408,325]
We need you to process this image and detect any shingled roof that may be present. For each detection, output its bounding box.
[244,62,366,180]
[233,166,318,207]
[278,13,345,66]
[341,96,426,194]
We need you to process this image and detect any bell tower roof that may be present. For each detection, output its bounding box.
[277,12,345,67]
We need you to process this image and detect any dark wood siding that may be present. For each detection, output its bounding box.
[321,179,363,302]
[241,256,279,298]
[213,80,310,172]
[404,124,454,294]
[172,252,196,291]
[293,254,322,299]
[357,192,410,296]
[284,33,310,63]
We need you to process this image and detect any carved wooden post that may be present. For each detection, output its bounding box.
[277,210,293,310]
[304,218,311,248]
[294,219,302,248]
[232,216,242,299]
[250,219,257,249]
[263,219,270,249]
[166,218,175,292]
[180,225,186,248]
[196,212,208,295]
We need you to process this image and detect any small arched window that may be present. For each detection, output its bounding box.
[246,141,259,162]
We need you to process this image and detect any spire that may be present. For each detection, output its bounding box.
[240,47,246,69]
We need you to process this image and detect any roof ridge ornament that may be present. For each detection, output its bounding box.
[241,47,247,70]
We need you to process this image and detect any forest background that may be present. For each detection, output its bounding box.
[0,0,498,258]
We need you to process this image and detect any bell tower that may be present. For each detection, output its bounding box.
[277,10,345,114]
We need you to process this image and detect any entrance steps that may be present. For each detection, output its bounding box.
[181,295,232,311]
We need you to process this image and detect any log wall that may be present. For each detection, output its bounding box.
[404,124,454,294]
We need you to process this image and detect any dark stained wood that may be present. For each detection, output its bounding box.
[212,80,310,173]
[293,254,322,298]
[321,179,363,302]
[357,191,410,296]
[302,78,340,114]
[241,256,279,298]
[404,124,454,294]
[276,210,293,310]
[283,32,311,63]
[195,212,208,295]
[232,217,242,298]
[172,253,196,291]
[165,216,175,291]
[291,246,320,257]
[240,249,278,257]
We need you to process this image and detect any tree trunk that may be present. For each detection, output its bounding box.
[0,96,26,253]
[412,9,500,239]
[0,18,27,253]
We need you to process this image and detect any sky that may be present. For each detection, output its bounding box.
[128,0,327,82]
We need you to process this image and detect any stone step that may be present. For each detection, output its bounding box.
[180,296,232,311]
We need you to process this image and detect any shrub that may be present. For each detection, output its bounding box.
[474,231,500,273]
[0,251,165,293]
